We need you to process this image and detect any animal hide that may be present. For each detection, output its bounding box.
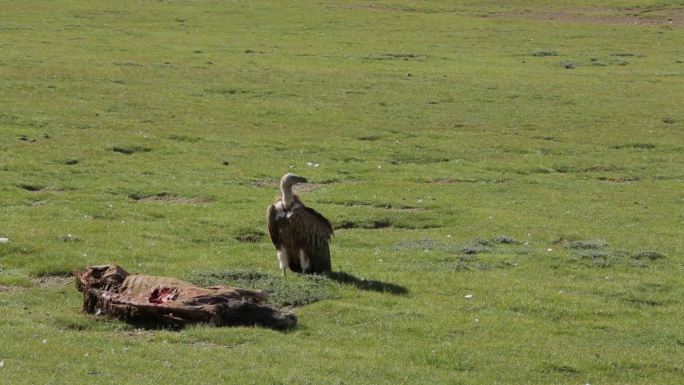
[75,264,296,330]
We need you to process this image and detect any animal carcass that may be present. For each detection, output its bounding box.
[75,264,296,330]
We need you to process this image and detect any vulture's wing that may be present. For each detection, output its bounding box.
[297,206,334,273]
[301,206,334,238]
[266,203,280,247]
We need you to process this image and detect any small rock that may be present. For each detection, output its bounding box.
[0,238,9,244]
[464,294,473,299]
[0,360,4,368]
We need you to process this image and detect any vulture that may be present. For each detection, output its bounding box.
[267,173,333,275]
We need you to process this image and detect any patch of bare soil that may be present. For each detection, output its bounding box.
[494,7,684,27]
[36,275,73,288]
[597,176,641,184]
[129,192,213,205]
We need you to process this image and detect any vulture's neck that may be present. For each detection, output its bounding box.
[281,184,294,210]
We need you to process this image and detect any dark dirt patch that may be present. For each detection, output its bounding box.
[17,183,44,191]
[128,192,213,205]
[167,134,202,143]
[633,251,666,260]
[624,297,670,307]
[35,274,73,288]
[376,53,427,60]
[206,87,250,96]
[531,135,558,141]
[336,219,392,230]
[610,143,657,150]
[541,362,581,374]
[235,231,265,243]
[492,236,519,245]
[112,146,151,155]
[63,159,79,165]
[529,50,559,57]
[357,134,382,141]
[16,184,65,193]
[56,234,81,242]
[597,176,641,184]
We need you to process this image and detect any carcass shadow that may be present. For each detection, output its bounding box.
[325,271,408,295]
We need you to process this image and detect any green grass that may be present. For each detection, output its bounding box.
[1,0,683,384]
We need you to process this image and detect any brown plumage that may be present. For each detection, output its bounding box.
[267,173,333,275]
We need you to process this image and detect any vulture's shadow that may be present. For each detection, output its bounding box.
[325,271,408,295]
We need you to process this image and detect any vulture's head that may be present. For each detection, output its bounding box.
[280,173,308,188]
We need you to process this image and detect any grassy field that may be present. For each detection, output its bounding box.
[1,0,683,384]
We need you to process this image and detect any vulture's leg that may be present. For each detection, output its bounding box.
[299,249,311,274]
[277,248,289,277]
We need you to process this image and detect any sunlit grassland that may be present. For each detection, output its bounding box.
[1,1,683,384]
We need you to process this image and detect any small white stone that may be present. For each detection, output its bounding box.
[314,163,319,168]
[474,318,479,322]
[547,248,553,252]
[446,234,451,238]
[0,238,9,244]
[42,339,48,344]
[0,360,4,368]
[464,294,473,299]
